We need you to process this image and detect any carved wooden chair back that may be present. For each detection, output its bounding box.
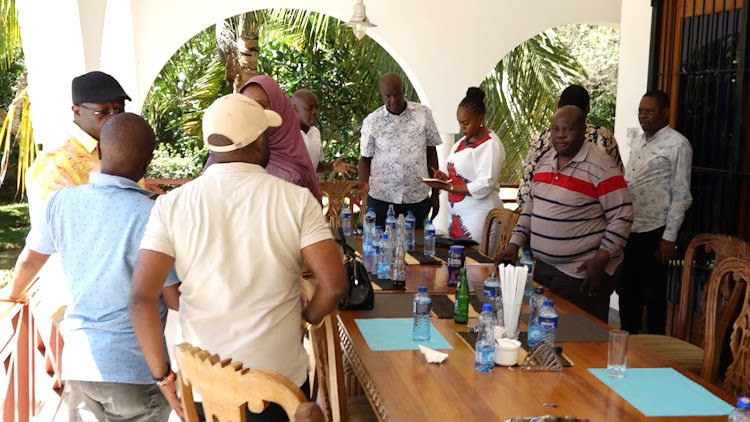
[480,208,519,257]
[701,257,750,396]
[175,343,307,422]
[319,180,367,230]
[308,313,349,422]
[674,234,750,345]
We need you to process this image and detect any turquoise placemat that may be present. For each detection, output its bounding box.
[588,368,734,417]
[355,318,453,351]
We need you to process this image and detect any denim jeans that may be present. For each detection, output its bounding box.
[65,380,170,422]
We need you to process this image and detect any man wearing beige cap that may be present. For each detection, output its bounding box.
[129,94,346,421]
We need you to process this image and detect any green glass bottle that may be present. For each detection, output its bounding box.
[454,267,469,324]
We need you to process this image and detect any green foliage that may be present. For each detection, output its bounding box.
[0,53,23,110]
[145,144,204,180]
[0,0,21,72]
[482,30,587,183]
[142,26,230,163]
[0,202,29,250]
[556,24,620,131]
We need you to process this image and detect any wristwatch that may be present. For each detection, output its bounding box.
[154,367,176,387]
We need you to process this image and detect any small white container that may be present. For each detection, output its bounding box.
[494,338,521,366]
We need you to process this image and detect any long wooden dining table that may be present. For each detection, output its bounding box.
[335,232,735,421]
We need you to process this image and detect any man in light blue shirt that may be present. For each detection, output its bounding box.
[620,90,693,334]
[6,113,179,421]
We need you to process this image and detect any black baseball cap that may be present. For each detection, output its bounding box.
[72,71,131,105]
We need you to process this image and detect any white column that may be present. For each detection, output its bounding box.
[17,0,87,150]
[610,0,652,312]
[433,132,456,232]
[613,0,653,166]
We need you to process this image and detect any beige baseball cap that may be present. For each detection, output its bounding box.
[202,94,282,152]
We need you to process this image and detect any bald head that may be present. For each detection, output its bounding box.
[550,105,586,160]
[98,113,155,181]
[292,89,319,131]
[379,73,406,115]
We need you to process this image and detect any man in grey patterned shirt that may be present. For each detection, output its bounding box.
[358,73,442,228]
[619,90,692,334]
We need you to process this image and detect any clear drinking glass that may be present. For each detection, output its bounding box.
[607,329,629,378]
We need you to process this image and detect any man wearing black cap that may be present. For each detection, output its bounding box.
[516,85,623,210]
[26,71,131,221]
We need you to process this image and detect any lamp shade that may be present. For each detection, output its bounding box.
[344,0,376,40]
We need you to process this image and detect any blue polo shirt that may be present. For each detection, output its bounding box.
[26,172,179,384]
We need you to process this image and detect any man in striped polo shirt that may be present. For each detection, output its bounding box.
[496,106,633,322]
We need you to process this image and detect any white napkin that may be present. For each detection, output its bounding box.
[418,345,449,364]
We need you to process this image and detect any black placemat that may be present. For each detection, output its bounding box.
[465,250,494,264]
[431,295,456,319]
[434,250,451,262]
[520,312,609,343]
[407,252,442,265]
[358,295,414,318]
[457,332,572,367]
[367,273,406,291]
[435,235,478,248]
[431,294,482,318]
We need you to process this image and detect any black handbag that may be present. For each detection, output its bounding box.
[337,228,374,310]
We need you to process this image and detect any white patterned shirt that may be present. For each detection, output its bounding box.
[625,125,692,241]
[360,101,442,204]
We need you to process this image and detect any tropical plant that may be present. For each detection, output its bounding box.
[482,30,587,182]
[0,0,34,198]
[143,9,596,184]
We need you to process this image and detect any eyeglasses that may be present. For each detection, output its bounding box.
[636,109,659,117]
[79,103,123,116]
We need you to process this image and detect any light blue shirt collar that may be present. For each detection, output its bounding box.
[88,172,154,196]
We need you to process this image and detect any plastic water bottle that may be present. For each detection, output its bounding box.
[520,249,535,296]
[385,205,396,233]
[363,208,376,257]
[475,303,496,373]
[527,287,546,348]
[539,299,558,348]
[370,226,383,274]
[483,272,503,326]
[412,286,431,341]
[341,204,352,236]
[391,239,407,286]
[730,397,750,421]
[377,233,392,280]
[405,211,416,251]
[424,220,436,256]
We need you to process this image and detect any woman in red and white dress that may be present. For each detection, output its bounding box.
[425,87,506,243]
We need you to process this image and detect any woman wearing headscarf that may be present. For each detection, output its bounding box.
[204,76,322,202]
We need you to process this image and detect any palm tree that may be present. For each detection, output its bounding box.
[0,0,35,197]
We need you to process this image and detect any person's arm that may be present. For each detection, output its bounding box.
[597,127,623,171]
[357,156,371,196]
[495,193,533,265]
[129,249,184,420]
[663,140,693,243]
[5,247,51,302]
[426,146,440,219]
[300,239,347,324]
[317,160,355,178]
[576,165,633,295]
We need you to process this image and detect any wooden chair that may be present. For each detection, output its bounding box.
[479,208,519,257]
[308,313,377,422]
[174,343,307,422]
[702,257,750,395]
[319,180,367,230]
[632,233,750,374]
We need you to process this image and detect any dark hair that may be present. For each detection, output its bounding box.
[458,87,486,116]
[558,85,590,110]
[643,90,670,110]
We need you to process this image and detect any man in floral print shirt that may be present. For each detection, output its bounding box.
[517,85,622,209]
[358,73,442,228]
